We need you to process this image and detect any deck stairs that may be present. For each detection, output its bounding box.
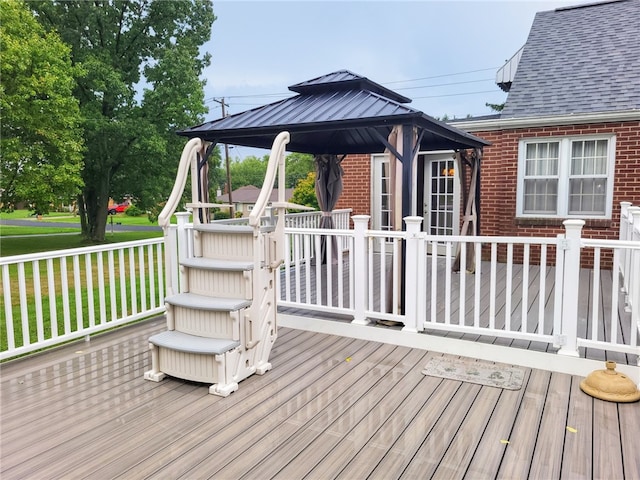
[144,131,309,396]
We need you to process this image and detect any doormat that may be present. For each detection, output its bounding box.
[421,357,525,390]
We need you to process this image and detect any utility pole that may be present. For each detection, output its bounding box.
[213,97,234,217]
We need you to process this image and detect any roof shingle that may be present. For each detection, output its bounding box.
[501,0,640,118]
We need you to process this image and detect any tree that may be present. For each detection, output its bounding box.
[225,151,313,193]
[0,0,84,214]
[290,171,319,210]
[485,102,505,112]
[229,155,268,189]
[31,1,216,241]
[284,152,314,188]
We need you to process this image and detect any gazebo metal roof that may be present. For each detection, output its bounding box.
[178,70,489,154]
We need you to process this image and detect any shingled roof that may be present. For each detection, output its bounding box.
[501,0,640,118]
[179,70,489,154]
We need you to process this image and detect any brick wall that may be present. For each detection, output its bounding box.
[336,153,371,221]
[472,120,640,267]
[334,122,639,265]
[473,121,640,239]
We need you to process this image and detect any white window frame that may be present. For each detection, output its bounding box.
[516,134,616,219]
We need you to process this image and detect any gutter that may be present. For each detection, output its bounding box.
[450,109,640,132]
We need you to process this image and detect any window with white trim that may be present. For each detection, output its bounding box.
[517,135,615,218]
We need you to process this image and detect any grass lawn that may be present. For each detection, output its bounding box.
[1,210,163,256]
[0,208,159,226]
[0,231,163,257]
[0,210,169,356]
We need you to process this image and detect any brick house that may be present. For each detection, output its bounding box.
[337,0,640,245]
[217,185,293,218]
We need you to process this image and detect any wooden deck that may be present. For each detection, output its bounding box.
[2,318,638,479]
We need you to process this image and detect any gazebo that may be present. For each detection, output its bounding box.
[179,70,489,230]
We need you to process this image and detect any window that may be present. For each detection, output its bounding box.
[517,135,615,218]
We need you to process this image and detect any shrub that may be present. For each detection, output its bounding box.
[125,205,143,216]
[213,210,231,220]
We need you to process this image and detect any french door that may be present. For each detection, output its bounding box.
[423,153,459,253]
[372,152,459,249]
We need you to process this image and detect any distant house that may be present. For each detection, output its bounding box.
[337,0,640,243]
[217,185,294,218]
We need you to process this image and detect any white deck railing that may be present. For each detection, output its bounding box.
[619,202,640,313]
[2,205,637,367]
[0,238,166,360]
[0,211,352,360]
[279,206,640,363]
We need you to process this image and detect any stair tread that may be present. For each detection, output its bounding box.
[194,223,254,234]
[149,330,240,355]
[166,292,251,311]
[181,257,253,271]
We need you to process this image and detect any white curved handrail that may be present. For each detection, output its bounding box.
[158,138,203,229]
[249,131,290,227]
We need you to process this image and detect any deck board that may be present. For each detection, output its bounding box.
[619,400,640,478]
[0,318,636,480]
[303,350,435,479]
[496,368,551,479]
[430,384,503,480]
[529,372,573,479]
[561,376,594,479]
[462,369,532,478]
[593,396,625,479]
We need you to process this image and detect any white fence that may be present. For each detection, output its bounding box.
[279,208,640,361]
[0,238,166,360]
[0,210,352,360]
[2,205,638,364]
[619,202,640,314]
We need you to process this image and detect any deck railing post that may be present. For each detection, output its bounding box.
[619,202,632,295]
[558,219,585,357]
[627,209,640,322]
[352,215,370,325]
[402,217,423,333]
[175,211,191,294]
[164,225,179,297]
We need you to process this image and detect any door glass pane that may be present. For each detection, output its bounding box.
[380,159,391,231]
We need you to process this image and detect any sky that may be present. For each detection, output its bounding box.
[199,0,594,158]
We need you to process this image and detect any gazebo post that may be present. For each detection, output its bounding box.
[401,123,414,224]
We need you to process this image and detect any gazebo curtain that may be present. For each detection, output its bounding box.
[314,154,344,263]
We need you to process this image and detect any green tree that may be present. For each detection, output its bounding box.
[226,151,313,193]
[290,171,319,210]
[485,102,505,112]
[229,155,268,189]
[0,0,84,214]
[31,0,216,241]
[285,152,314,188]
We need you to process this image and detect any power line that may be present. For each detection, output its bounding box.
[382,67,499,84]
[413,90,499,100]
[204,66,501,104]
[393,78,494,92]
